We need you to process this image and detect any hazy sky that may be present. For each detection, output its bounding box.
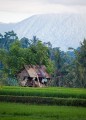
[0,0,86,23]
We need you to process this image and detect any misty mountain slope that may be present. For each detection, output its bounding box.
[13,14,86,51]
[0,13,86,51]
[0,23,15,34]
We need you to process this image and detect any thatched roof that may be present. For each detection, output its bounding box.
[24,65,50,78]
[24,65,38,78]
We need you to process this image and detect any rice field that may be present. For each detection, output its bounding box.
[0,86,86,99]
[0,102,86,120]
[0,86,86,119]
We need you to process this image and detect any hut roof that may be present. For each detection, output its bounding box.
[24,65,38,78]
[24,65,50,78]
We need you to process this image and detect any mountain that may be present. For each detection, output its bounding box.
[0,22,15,33]
[0,13,86,51]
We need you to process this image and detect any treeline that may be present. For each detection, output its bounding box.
[0,31,86,88]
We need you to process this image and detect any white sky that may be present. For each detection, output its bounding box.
[0,0,86,23]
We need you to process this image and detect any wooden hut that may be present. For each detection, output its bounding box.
[17,65,50,87]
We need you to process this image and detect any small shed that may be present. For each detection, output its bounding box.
[17,65,50,87]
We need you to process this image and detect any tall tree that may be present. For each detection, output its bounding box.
[31,36,39,46]
[75,39,86,87]
[20,37,30,48]
[29,40,54,73]
[3,30,18,50]
[0,33,4,48]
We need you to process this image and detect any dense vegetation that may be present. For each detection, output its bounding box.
[0,102,86,120]
[0,31,86,88]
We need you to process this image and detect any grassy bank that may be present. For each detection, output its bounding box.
[0,102,86,120]
[0,95,86,107]
[0,86,86,99]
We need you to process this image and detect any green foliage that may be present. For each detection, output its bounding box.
[51,39,86,88]
[0,31,86,88]
[20,37,30,48]
[0,33,54,84]
[8,41,26,75]
[50,48,74,87]
[0,31,18,50]
[74,39,86,87]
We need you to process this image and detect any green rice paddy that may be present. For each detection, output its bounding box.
[0,86,86,98]
[0,102,86,120]
[0,86,86,120]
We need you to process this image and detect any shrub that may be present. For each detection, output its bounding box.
[0,95,86,107]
